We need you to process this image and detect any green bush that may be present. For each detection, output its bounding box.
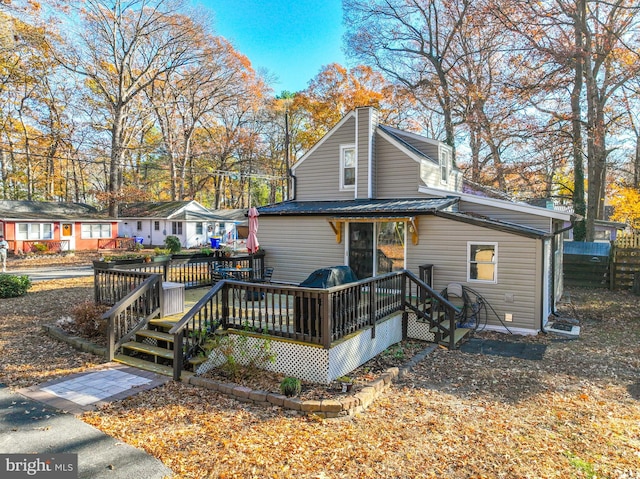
[164,235,181,253]
[33,243,48,253]
[0,274,32,298]
[280,377,301,397]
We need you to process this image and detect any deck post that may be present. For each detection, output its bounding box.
[173,332,183,381]
[321,291,331,348]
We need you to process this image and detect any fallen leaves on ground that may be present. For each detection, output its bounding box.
[1,259,639,479]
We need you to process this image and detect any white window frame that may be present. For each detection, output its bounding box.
[154,221,160,231]
[467,242,498,283]
[340,144,356,190]
[172,221,183,235]
[16,223,53,240]
[136,221,142,231]
[440,147,451,184]
[81,223,112,239]
[195,222,203,235]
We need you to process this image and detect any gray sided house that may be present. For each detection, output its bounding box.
[118,201,244,249]
[257,107,572,335]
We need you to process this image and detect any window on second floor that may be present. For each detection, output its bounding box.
[172,221,183,235]
[340,144,356,189]
[440,148,451,184]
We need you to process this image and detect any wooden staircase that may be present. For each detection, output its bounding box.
[412,298,470,348]
[114,318,204,377]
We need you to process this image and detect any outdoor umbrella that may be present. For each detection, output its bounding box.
[246,206,260,253]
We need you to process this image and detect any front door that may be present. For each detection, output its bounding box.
[61,222,75,251]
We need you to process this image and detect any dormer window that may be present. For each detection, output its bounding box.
[440,148,450,184]
[340,144,356,189]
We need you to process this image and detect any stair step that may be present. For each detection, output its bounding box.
[113,354,175,377]
[122,341,174,360]
[149,318,179,330]
[429,318,455,333]
[438,327,471,347]
[136,329,174,343]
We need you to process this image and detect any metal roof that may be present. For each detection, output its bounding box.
[435,211,552,239]
[0,200,109,221]
[257,197,459,216]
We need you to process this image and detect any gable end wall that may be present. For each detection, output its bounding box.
[294,117,356,201]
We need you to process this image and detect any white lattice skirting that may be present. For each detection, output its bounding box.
[197,312,427,384]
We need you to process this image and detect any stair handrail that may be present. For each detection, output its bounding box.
[169,280,227,380]
[102,273,163,360]
[403,270,461,349]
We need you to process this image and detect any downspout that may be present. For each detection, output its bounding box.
[541,218,577,333]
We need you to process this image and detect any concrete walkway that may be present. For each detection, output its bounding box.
[1,364,173,479]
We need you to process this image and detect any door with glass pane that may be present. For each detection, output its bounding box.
[348,223,374,279]
[348,221,405,279]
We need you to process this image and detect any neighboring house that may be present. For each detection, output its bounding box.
[257,107,573,335]
[118,201,244,249]
[0,200,118,253]
[529,200,627,242]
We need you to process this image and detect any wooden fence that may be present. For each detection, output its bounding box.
[611,232,640,291]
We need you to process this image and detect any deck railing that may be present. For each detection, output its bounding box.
[101,273,162,360]
[98,237,136,250]
[22,239,70,253]
[93,252,266,303]
[168,270,460,380]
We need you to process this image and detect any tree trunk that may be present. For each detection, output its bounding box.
[571,0,586,241]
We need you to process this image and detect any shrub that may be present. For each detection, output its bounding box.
[71,301,110,338]
[0,274,31,298]
[33,243,48,253]
[280,377,301,397]
[164,235,181,253]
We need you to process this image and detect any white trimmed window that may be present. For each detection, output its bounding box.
[196,222,203,235]
[81,223,112,238]
[340,144,356,189]
[154,221,160,231]
[172,222,183,235]
[440,148,451,184]
[468,242,498,283]
[16,223,53,240]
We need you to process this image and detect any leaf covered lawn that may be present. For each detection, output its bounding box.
[1,270,639,478]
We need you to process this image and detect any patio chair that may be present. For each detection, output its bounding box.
[262,267,274,283]
[209,263,231,285]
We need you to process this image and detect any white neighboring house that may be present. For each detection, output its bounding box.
[118,201,243,249]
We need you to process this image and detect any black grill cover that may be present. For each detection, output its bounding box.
[299,266,359,288]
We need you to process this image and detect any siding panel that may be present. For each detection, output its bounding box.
[375,136,421,198]
[295,117,356,201]
[407,216,541,331]
[259,216,346,283]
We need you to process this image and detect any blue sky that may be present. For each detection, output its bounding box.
[197,0,347,94]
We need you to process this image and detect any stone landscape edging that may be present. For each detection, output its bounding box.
[187,343,438,418]
[43,324,437,417]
